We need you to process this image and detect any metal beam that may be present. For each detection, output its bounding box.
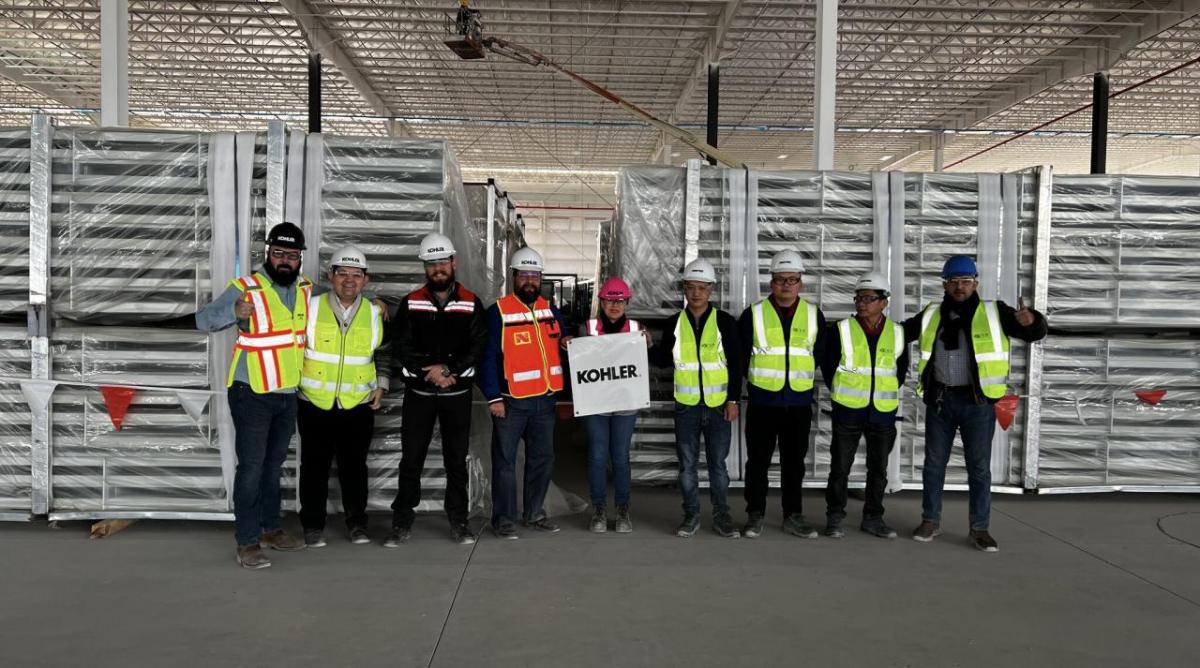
[0,58,96,118]
[1090,71,1109,174]
[279,0,410,136]
[100,0,129,126]
[813,0,837,170]
[939,0,1200,130]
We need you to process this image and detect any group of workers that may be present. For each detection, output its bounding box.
[198,221,1047,570]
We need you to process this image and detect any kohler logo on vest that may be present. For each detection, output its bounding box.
[576,365,638,384]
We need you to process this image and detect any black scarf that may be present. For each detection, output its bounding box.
[599,314,628,334]
[939,293,980,350]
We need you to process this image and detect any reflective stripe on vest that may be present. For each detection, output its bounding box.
[831,317,903,412]
[748,299,817,392]
[585,318,641,336]
[498,294,564,398]
[226,272,311,393]
[299,295,383,410]
[672,309,727,407]
[916,300,1011,399]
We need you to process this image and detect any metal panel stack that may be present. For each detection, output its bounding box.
[0,128,30,315]
[0,325,32,518]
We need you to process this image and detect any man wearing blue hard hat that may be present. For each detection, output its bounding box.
[902,255,1046,553]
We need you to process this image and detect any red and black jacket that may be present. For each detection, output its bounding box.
[391,283,487,395]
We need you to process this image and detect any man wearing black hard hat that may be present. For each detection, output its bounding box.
[197,221,313,569]
[902,255,1046,553]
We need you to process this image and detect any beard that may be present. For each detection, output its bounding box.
[263,260,298,286]
[517,283,540,304]
[426,268,456,291]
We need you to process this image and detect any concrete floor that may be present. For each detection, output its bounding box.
[2,481,1198,668]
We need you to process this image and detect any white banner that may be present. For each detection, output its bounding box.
[567,332,651,417]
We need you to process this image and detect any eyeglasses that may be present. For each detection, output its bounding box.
[601,298,628,305]
[424,259,452,268]
[515,271,542,280]
[771,276,801,286]
[270,249,301,262]
[944,277,977,287]
[853,295,886,304]
[333,268,366,279]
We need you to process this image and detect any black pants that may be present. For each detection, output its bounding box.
[297,399,375,531]
[393,389,473,527]
[825,420,897,523]
[744,403,812,517]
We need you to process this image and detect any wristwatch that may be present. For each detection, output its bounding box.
[440,365,452,378]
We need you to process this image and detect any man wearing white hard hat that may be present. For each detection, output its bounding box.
[736,250,826,539]
[296,245,389,548]
[384,233,486,547]
[480,246,572,539]
[819,272,908,540]
[649,257,744,539]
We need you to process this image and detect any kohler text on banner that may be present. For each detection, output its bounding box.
[567,332,651,417]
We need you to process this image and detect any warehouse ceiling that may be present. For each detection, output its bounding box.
[2,0,1200,185]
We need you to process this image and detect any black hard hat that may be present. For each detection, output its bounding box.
[266,222,306,250]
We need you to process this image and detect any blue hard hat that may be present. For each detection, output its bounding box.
[941,255,978,279]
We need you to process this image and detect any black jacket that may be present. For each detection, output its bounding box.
[391,282,487,395]
[902,296,1047,405]
[649,304,743,403]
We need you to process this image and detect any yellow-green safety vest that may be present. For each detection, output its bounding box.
[916,300,1010,399]
[226,272,312,393]
[299,294,384,410]
[747,298,817,392]
[831,317,904,412]
[672,308,728,407]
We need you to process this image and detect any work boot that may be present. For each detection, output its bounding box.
[969,529,999,553]
[590,506,608,533]
[860,519,898,539]
[382,525,411,548]
[911,520,942,543]
[742,513,765,539]
[492,522,519,540]
[713,512,740,538]
[303,529,326,548]
[450,521,476,545]
[614,505,633,534]
[823,518,845,539]
[524,516,560,533]
[782,514,818,539]
[260,529,305,551]
[675,513,700,538]
[348,526,370,545]
[236,544,271,570]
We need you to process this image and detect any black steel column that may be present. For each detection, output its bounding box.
[1090,71,1109,174]
[706,61,719,166]
[308,52,323,134]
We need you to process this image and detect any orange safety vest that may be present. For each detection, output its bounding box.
[227,272,312,393]
[585,318,641,336]
[497,294,564,398]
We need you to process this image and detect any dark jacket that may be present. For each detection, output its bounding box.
[820,315,910,424]
[737,297,827,407]
[479,297,570,402]
[902,296,1047,405]
[391,282,487,395]
[649,304,743,404]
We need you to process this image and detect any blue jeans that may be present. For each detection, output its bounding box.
[582,412,637,507]
[673,402,732,517]
[227,382,297,546]
[921,389,995,531]
[491,393,556,527]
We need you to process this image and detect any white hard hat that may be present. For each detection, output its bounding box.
[770,250,805,274]
[418,233,456,262]
[681,258,717,284]
[329,245,369,271]
[855,271,891,297]
[510,247,545,273]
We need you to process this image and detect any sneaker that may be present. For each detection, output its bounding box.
[524,516,560,533]
[969,529,999,553]
[492,522,519,540]
[303,529,326,548]
[781,514,818,539]
[911,520,942,542]
[382,525,411,548]
[348,526,370,545]
[742,513,765,539]
[675,513,700,538]
[590,506,608,533]
[236,544,271,570]
[823,520,845,539]
[450,521,476,545]
[713,513,740,538]
[614,505,633,534]
[861,519,898,539]
[260,529,305,551]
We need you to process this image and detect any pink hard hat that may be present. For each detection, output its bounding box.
[598,276,632,300]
